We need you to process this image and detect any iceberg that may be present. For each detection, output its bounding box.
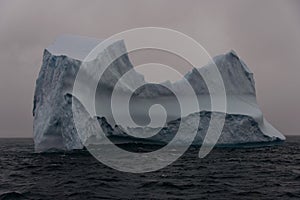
[33,35,285,152]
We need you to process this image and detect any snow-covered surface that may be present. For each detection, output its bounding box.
[99,111,279,146]
[33,35,285,152]
[47,35,102,60]
[33,36,144,152]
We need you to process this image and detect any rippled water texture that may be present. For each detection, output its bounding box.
[0,137,300,199]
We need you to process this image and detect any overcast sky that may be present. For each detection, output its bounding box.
[0,0,299,137]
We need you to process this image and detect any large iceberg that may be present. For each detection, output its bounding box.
[33,35,285,152]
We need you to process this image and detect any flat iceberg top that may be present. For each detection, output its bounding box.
[46,35,103,60]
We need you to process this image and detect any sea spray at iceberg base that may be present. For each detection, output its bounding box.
[33,35,285,153]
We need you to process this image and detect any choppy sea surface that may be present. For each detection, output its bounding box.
[0,136,300,200]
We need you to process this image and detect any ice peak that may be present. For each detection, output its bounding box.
[46,35,103,60]
[228,49,239,59]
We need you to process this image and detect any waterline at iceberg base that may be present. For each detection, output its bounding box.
[33,35,285,152]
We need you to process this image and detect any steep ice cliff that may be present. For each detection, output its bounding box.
[33,35,144,151]
[33,35,285,152]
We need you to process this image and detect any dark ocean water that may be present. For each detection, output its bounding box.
[0,137,300,200]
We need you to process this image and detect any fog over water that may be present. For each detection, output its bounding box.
[0,0,299,137]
